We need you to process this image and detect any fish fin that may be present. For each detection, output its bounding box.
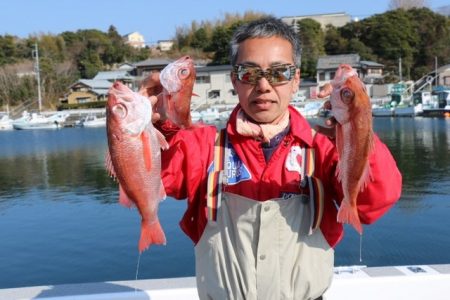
[119,185,134,208]
[159,180,167,200]
[138,219,166,252]
[337,200,363,234]
[359,161,373,191]
[155,129,169,150]
[140,130,152,171]
[105,151,117,178]
[359,132,375,191]
[335,125,344,182]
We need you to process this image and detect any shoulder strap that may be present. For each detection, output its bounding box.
[304,128,324,232]
[206,129,227,221]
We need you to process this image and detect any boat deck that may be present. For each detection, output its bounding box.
[1,264,449,299]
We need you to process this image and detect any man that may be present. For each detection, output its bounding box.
[145,17,402,300]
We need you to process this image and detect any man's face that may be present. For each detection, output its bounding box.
[231,36,300,124]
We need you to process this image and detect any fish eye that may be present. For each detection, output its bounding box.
[179,68,190,78]
[340,88,354,103]
[112,104,127,119]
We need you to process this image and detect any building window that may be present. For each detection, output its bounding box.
[196,75,210,84]
[76,97,91,104]
[319,72,325,81]
[329,72,335,79]
[208,90,220,99]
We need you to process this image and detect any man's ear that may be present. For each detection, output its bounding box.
[231,72,238,89]
[292,68,301,93]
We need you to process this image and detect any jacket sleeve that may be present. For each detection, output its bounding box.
[157,121,216,201]
[356,134,402,224]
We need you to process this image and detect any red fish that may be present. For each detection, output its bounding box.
[106,81,169,252]
[159,56,196,128]
[321,64,374,234]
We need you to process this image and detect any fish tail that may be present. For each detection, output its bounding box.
[138,219,166,253]
[337,200,363,234]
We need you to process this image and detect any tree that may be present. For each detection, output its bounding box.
[296,18,325,78]
[324,25,348,55]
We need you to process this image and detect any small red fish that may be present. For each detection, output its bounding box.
[106,81,169,252]
[159,56,196,128]
[322,64,374,234]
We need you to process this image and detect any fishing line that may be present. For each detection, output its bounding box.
[135,252,142,292]
[359,233,363,262]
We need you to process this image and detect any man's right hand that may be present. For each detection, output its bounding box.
[139,71,165,123]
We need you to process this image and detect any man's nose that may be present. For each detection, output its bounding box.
[255,76,272,93]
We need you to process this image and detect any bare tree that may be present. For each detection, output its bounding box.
[388,0,430,10]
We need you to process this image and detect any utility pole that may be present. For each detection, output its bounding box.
[435,56,438,87]
[398,57,403,82]
[32,43,42,112]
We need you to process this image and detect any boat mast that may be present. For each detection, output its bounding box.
[33,43,42,112]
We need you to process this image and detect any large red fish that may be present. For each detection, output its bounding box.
[159,56,196,128]
[320,64,374,234]
[106,81,169,252]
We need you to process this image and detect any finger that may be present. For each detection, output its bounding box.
[322,100,332,110]
[151,112,161,123]
[314,124,336,139]
[325,116,337,127]
[318,83,333,98]
[139,72,163,96]
[148,95,159,106]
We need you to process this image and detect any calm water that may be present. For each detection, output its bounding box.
[0,118,449,289]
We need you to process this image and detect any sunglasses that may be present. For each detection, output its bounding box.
[232,64,296,85]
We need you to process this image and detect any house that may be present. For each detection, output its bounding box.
[157,40,174,52]
[282,12,352,30]
[62,70,136,106]
[133,58,174,78]
[316,54,384,96]
[436,64,450,86]
[62,79,112,105]
[192,65,237,106]
[123,32,146,49]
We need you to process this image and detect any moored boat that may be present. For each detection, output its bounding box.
[12,111,68,130]
[0,114,13,130]
[78,115,106,127]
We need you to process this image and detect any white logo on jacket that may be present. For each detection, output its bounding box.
[285,146,303,174]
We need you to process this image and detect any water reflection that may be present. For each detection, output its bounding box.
[374,118,450,198]
[0,128,115,204]
[0,118,449,205]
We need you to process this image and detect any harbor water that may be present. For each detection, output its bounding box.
[0,117,449,289]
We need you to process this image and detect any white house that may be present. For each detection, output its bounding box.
[123,32,146,49]
[192,65,238,107]
[157,40,174,52]
[282,12,352,30]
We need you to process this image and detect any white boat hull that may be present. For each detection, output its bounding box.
[1,264,449,300]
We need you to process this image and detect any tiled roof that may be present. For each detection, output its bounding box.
[133,58,174,67]
[317,54,360,69]
[76,79,112,89]
[93,70,134,81]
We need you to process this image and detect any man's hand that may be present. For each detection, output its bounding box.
[315,83,337,140]
[139,71,165,123]
[314,100,337,139]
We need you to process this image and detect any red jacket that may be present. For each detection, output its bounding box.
[159,105,402,247]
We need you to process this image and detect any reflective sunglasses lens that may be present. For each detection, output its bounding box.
[237,67,259,84]
[269,66,293,84]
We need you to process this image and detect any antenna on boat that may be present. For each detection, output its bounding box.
[32,43,42,112]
